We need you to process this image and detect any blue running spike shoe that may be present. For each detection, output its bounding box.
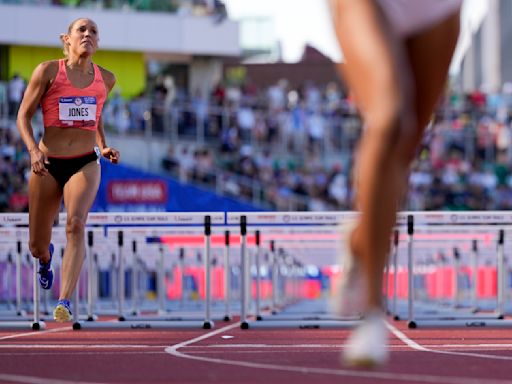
[38,243,54,290]
[53,299,72,322]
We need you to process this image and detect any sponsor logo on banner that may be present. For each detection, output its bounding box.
[1,215,24,224]
[107,180,168,204]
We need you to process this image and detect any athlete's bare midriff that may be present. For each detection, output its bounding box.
[39,125,97,156]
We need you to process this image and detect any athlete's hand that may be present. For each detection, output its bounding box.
[101,147,120,164]
[29,148,49,176]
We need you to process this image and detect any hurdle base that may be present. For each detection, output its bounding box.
[408,319,512,329]
[240,319,360,330]
[0,321,46,330]
[240,321,249,329]
[72,320,209,330]
[202,320,214,329]
[223,315,232,322]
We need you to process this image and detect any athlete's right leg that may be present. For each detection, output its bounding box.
[330,0,416,315]
[329,0,418,367]
[28,172,62,264]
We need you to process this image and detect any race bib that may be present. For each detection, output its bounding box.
[59,96,97,122]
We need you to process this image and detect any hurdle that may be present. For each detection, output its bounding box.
[229,212,361,330]
[0,212,227,330]
[0,222,46,330]
[119,228,251,321]
[71,212,224,330]
[398,212,512,329]
[3,210,512,331]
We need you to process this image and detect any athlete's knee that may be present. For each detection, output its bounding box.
[366,100,402,145]
[66,215,86,239]
[366,98,417,161]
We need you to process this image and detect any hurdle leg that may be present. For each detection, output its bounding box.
[223,231,231,321]
[270,241,278,315]
[453,248,461,309]
[72,279,80,329]
[87,231,95,321]
[470,239,479,312]
[406,215,416,328]
[157,245,166,315]
[179,248,185,309]
[240,216,249,329]
[203,215,213,329]
[255,230,262,321]
[131,240,139,316]
[118,231,125,321]
[6,255,14,310]
[32,257,43,330]
[16,241,25,316]
[496,229,505,319]
[392,229,399,320]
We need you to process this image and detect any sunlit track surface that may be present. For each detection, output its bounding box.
[0,318,511,384]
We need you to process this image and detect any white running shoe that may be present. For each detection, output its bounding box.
[342,310,389,367]
[332,222,367,317]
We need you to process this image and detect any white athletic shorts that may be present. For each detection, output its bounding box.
[377,0,462,37]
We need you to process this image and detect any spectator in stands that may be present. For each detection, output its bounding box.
[329,0,461,367]
[7,74,26,118]
[16,18,120,322]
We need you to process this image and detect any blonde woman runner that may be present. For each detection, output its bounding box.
[17,18,120,322]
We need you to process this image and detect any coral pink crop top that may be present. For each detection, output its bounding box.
[41,59,106,131]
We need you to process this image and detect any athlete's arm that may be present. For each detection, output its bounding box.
[96,67,120,164]
[17,61,57,175]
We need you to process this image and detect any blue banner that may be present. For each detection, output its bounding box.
[92,159,263,212]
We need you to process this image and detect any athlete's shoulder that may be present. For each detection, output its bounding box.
[32,60,60,84]
[96,65,116,91]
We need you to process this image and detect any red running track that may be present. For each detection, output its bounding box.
[1,317,512,384]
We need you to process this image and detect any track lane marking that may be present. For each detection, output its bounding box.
[0,326,72,340]
[164,322,512,384]
[0,373,103,384]
[386,321,512,361]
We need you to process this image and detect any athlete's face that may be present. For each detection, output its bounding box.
[65,19,99,57]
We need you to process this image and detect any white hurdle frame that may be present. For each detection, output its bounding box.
[233,212,360,330]
[401,213,512,329]
[0,212,223,330]
[73,213,222,330]
[3,210,512,331]
[0,225,46,330]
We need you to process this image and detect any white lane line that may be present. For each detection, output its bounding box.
[0,373,103,384]
[0,326,71,340]
[0,344,169,349]
[3,342,512,350]
[164,323,512,384]
[0,351,166,356]
[386,321,512,361]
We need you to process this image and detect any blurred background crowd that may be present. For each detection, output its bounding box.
[1,0,511,213]
[2,74,512,212]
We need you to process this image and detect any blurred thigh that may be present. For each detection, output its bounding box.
[405,10,461,151]
[330,0,412,124]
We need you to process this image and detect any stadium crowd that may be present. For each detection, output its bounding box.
[2,71,512,212]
